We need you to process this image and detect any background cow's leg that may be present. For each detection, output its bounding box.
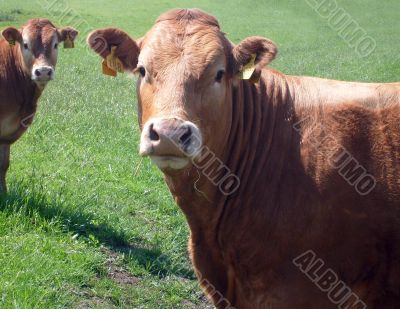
[0,144,10,193]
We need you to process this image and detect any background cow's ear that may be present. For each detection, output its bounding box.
[58,27,79,41]
[232,36,278,82]
[58,27,79,48]
[87,28,140,71]
[1,27,22,45]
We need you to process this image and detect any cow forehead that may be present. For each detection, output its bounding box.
[140,22,226,76]
[22,19,58,44]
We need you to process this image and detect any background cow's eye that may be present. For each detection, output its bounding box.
[215,70,225,83]
[54,43,58,49]
[138,66,146,77]
[23,43,29,50]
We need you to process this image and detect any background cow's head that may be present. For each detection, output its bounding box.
[88,9,277,173]
[2,19,78,89]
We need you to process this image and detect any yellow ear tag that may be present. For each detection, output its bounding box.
[63,34,74,49]
[9,39,15,46]
[102,59,117,77]
[106,46,124,74]
[236,53,257,80]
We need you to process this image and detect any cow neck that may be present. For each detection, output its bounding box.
[0,44,41,143]
[10,45,41,115]
[212,70,297,249]
[225,70,295,200]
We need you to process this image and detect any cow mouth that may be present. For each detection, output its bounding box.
[150,155,190,170]
[33,80,50,90]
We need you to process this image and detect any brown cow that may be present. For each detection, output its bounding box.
[88,9,400,309]
[0,19,78,192]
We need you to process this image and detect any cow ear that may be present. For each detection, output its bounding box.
[87,28,140,72]
[232,36,277,83]
[58,27,79,41]
[1,27,22,45]
[58,27,78,48]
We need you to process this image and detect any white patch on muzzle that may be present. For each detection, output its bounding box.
[139,117,203,170]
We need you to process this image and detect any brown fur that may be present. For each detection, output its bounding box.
[0,19,78,191]
[88,9,400,308]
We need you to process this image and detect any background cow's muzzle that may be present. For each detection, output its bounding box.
[140,118,202,170]
[31,65,55,84]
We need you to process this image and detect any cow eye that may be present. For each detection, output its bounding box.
[54,43,58,49]
[138,66,146,77]
[23,43,29,50]
[215,70,225,83]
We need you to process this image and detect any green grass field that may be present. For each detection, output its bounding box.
[0,0,399,308]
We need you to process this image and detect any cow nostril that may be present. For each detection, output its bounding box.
[47,70,53,76]
[149,123,159,141]
[34,69,41,77]
[179,127,192,146]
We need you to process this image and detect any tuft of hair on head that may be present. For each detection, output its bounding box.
[156,8,220,29]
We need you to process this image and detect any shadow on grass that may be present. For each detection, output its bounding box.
[0,182,194,280]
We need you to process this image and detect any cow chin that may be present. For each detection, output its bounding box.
[33,80,49,90]
[150,156,191,171]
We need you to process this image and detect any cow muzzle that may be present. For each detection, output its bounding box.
[31,65,55,86]
[139,118,202,170]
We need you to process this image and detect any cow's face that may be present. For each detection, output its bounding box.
[2,19,78,89]
[88,9,277,173]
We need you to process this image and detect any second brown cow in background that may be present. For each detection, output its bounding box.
[0,19,78,192]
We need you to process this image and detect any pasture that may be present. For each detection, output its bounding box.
[0,0,399,307]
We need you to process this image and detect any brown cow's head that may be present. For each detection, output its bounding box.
[88,9,277,173]
[2,19,78,89]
